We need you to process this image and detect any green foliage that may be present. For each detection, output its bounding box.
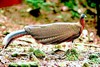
[29,62,39,67]
[89,58,100,64]
[61,0,96,18]
[88,54,100,64]
[66,49,79,61]
[26,0,55,11]
[62,0,79,18]
[64,0,77,10]
[18,63,30,67]
[9,62,39,67]
[8,63,18,67]
[11,53,18,57]
[26,0,44,9]
[71,11,80,18]
[29,47,34,52]
[87,0,96,8]
[34,49,46,58]
[89,54,98,60]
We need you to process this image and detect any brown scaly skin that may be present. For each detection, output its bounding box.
[2,14,86,49]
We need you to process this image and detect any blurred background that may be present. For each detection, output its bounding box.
[0,0,100,44]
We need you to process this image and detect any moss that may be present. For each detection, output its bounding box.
[17,62,30,67]
[34,49,46,58]
[29,62,39,67]
[89,54,100,64]
[89,54,98,60]
[8,63,17,67]
[66,48,79,61]
[11,53,18,57]
[29,47,34,52]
